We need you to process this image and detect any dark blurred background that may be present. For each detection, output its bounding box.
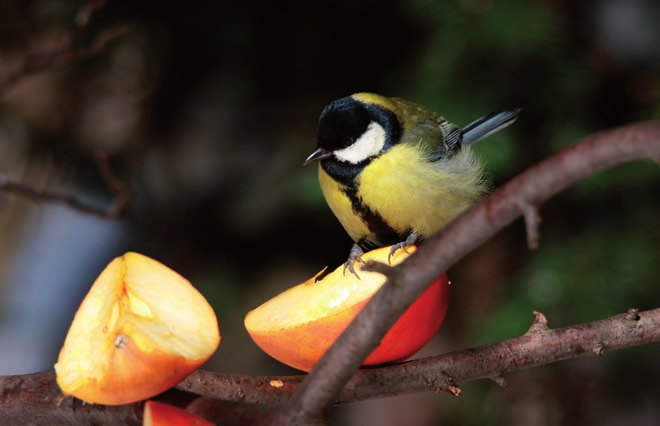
[1,0,659,425]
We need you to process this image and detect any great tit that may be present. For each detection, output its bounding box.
[304,93,519,274]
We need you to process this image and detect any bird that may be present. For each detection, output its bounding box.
[304,93,519,275]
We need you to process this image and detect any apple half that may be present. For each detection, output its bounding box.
[55,252,220,405]
[245,245,449,372]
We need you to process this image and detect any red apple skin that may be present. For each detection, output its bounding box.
[247,273,450,372]
[364,273,449,365]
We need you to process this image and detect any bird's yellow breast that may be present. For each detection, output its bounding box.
[357,143,484,238]
[318,165,372,243]
[318,143,485,246]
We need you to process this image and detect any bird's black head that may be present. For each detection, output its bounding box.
[307,95,402,185]
[317,96,374,152]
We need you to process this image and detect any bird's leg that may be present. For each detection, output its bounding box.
[388,232,419,263]
[343,244,365,279]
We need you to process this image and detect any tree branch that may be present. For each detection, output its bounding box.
[2,307,659,425]
[281,121,660,424]
[179,307,660,404]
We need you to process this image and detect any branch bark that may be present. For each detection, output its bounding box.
[180,308,660,404]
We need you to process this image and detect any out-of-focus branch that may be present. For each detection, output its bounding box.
[0,0,131,97]
[0,1,133,219]
[0,151,131,219]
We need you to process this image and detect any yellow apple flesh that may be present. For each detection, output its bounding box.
[55,252,220,405]
[245,245,449,372]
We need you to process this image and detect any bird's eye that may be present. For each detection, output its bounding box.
[342,137,354,147]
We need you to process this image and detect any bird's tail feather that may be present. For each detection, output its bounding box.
[462,108,521,145]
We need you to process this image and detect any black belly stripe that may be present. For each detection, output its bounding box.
[341,186,408,250]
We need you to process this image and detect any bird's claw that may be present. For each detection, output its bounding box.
[387,233,419,263]
[343,245,365,279]
[387,242,410,263]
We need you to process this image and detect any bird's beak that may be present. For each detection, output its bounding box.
[303,147,332,166]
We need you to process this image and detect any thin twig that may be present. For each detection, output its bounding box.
[0,1,131,97]
[93,151,132,219]
[0,151,131,219]
[518,201,541,249]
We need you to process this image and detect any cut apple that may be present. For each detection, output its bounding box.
[55,252,220,405]
[245,245,449,372]
[143,400,214,426]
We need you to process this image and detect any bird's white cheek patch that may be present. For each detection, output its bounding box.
[334,122,386,164]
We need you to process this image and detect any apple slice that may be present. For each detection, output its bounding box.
[245,245,449,372]
[143,400,214,426]
[55,252,220,405]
